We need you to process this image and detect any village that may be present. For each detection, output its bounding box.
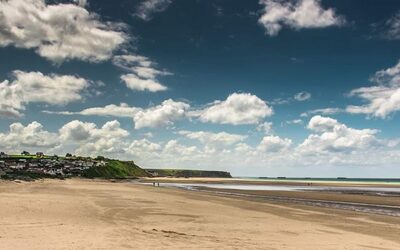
[0,151,107,179]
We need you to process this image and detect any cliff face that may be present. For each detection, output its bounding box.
[146,169,232,178]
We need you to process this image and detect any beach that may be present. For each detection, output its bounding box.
[1,179,400,249]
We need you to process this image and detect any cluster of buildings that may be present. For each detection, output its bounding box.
[0,152,106,178]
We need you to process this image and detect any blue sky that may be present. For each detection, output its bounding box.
[1,0,400,177]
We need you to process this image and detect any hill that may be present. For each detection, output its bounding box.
[0,154,150,180]
[83,160,150,179]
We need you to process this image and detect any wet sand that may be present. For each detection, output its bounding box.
[141,177,400,187]
[1,179,400,249]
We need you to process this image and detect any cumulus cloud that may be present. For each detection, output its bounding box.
[197,93,273,125]
[121,74,168,92]
[44,99,189,129]
[133,99,190,129]
[307,115,339,132]
[346,61,400,118]
[0,71,89,118]
[59,120,95,141]
[179,131,247,146]
[60,120,129,155]
[134,0,172,21]
[258,135,292,152]
[0,116,398,173]
[163,139,198,156]
[298,115,380,153]
[294,91,311,101]
[47,93,272,128]
[128,139,161,153]
[0,0,127,63]
[258,0,345,36]
[113,54,170,92]
[0,121,59,149]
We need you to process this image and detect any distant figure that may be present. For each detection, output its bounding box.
[157,182,160,187]
[153,182,155,187]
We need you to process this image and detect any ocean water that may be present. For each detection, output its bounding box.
[142,182,400,194]
[237,177,400,184]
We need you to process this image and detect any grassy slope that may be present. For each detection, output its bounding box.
[83,160,150,179]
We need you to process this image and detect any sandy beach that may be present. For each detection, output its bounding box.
[1,179,400,249]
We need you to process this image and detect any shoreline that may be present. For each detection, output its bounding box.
[138,178,400,217]
[139,176,400,187]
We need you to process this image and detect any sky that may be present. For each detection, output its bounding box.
[1,0,400,177]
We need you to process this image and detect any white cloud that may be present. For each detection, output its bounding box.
[179,131,247,146]
[198,93,273,125]
[134,0,172,21]
[0,120,131,155]
[258,0,345,36]
[0,71,89,118]
[45,93,271,128]
[59,120,95,141]
[258,135,292,152]
[113,54,170,92]
[0,0,127,63]
[60,120,129,155]
[286,119,303,125]
[163,140,198,156]
[44,103,141,118]
[129,139,161,153]
[0,121,59,149]
[270,97,290,105]
[257,121,273,134]
[133,99,190,129]
[121,74,168,92]
[301,107,343,117]
[307,115,339,132]
[74,103,140,117]
[346,61,400,118]
[44,99,189,129]
[382,11,400,40]
[60,120,128,141]
[0,117,398,174]
[294,91,311,101]
[112,55,153,69]
[298,115,380,153]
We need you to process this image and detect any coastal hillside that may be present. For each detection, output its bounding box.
[146,169,232,178]
[0,153,150,180]
[83,159,150,179]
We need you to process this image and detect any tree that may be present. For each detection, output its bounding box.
[65,153,72,157]
[21,151,30,155]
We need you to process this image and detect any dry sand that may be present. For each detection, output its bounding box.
[1,179,400,250]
